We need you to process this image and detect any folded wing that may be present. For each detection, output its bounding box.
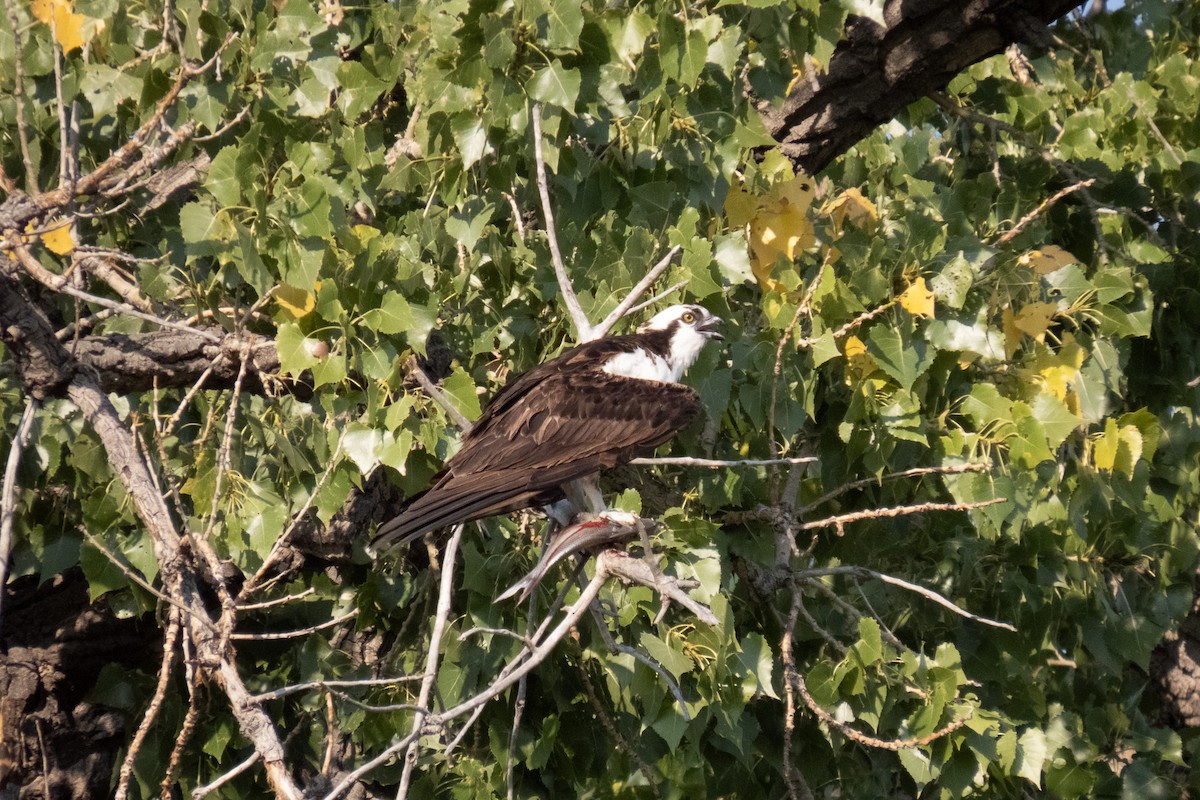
[371,371,700,550]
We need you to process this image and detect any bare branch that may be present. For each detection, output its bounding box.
[66,374,302,800]
[630,456,818,469]
[531,104,593,341]
[191,752,261,800]
[621,279,689,319]
[800,498,1005,534]
[798,463,989,515]
[995,179,1097,246]
[797,565,1017,631]
[250,675,425,704]
[592,245,682,339]
[407,355,473,432]
[397,523,465,799]
[6,235,222,341]
[115,608,181,800]
[231,609,360,641]
[0,399,39,635]
[2,0,38,191]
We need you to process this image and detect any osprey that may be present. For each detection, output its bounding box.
[372,304,723,550]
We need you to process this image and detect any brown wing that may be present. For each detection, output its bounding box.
[371,370,699,550]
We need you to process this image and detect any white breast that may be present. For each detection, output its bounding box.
[601,348,678,382]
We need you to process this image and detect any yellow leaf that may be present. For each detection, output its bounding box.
[1092,418,1119,471]
[723,181,757,228]
[1001,307,1023,359]
[1018,245,1078,275]
[1011,301,1058,340]
[40,223,74,255]
[822,187,879,232]
[898,277,935,318]
[842,334,877,381]
[748,175,815,284]
[32,0,92,52]
[1115,424,1143,475]
[1032,337,1086,401]
[276,283,317,318]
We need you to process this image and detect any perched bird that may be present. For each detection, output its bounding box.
[372,304,723,551]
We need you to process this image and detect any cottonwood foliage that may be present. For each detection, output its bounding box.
[2,0,1199,797]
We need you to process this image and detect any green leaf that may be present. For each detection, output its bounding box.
[542,0,583,50]
[866,323,935,390]
[528,61,581,110]
[440,367,482,422]
[1014,728,1048,787]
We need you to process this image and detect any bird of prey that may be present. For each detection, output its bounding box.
[372,304,723,551]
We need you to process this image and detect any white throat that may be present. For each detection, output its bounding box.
[601,326,708,384]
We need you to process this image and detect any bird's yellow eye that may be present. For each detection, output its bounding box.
[682,312,696,324]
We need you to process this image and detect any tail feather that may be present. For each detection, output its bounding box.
[372,473,536,551]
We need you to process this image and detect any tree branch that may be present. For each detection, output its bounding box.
[531,104,593,341]
[760,0,1085,174]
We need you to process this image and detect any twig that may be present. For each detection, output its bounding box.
[250,675,425,703]
[231,609,359,641]
[798,565,1016,631]
[408,356,473,432]
[50,12,70,191]
[67,375,302,800]
[591,245,682,339]
[505,600,537,800]
[796,299,897,348]
[779,589,814,800]
[790,665,972,751]
[6,235,221,340]
[240,426,348,597]
[800,498,1005,534]
[798,463,989,515]
[3,0,38,191]
[115,608,181,800]
[161,676,202,800]
[995,179,1096,245]
[235,588,316,611]
[630,456,818,469]
[78,527,218,633]
[502,190,525,243]
[531,104,592,341]
[396,523,464,799]
[576,651,662,799]
[191,752,261,799]
[621,279,689,319]
[320,565,610,800]
[0,399,39,638]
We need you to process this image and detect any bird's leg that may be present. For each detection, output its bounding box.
[562,474,606,520]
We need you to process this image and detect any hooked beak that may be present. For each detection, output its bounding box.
[699,316,724,340]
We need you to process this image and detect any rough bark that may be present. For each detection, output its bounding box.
[762,0,1085,174]
[69,329,285,396]
[0,570,158,800]
[1151,578,1200,728]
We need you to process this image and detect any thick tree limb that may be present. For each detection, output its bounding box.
[761,0,1085,174]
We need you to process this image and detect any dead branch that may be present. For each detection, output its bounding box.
[0,399,39,637]
[407,355,473,432]
[396,523,465,799]
[800,498,1005,535]
[114,608,181,800]
[798,463,989,515]
[531,104,593,340]
[630,455,818,469]
[591,245,682,339]
[797,565,1016,631]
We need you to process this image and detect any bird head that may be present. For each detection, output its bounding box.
[637,304,723,377]
[637,304,724,339]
